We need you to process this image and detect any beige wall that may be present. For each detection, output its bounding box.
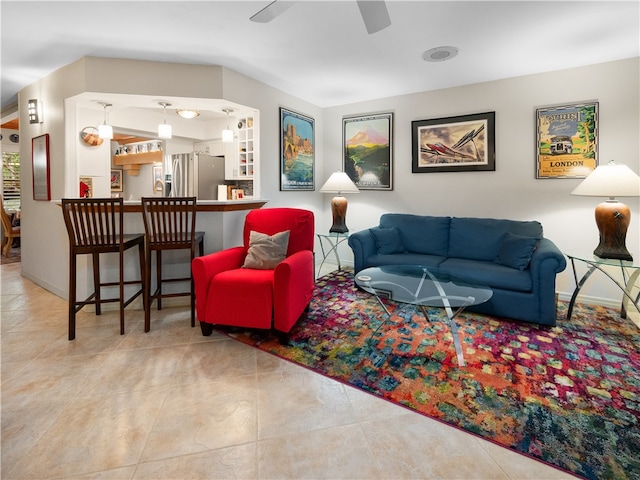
[17,56,640,307]
[324,58,640,304]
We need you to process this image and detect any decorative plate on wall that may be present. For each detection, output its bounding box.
[80,126,103,146]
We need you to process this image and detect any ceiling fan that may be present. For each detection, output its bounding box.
[250,1,391,34]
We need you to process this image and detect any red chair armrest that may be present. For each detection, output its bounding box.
[273,250,315,332]
[192,246,245,320]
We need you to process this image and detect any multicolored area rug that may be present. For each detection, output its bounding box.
[224,269,640,480]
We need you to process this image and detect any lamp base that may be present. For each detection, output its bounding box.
[329,195,349,233]
[593,200,633,261]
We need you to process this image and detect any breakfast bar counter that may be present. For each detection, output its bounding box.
[116,199,267,213]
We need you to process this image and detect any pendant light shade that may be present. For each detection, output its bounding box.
[158,102,172,139]
[98,102,113,140]
[222,108,234,143]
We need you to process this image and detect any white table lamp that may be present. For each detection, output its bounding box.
[571,160,640,260]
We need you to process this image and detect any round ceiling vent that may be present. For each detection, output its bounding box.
[422,46,459,62]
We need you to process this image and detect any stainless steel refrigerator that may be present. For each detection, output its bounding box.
[169,153,225,200]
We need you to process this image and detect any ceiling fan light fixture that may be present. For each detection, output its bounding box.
[422,46,459,62]
[176,109,200,119]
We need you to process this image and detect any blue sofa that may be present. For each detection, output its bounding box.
[348,214,567,326]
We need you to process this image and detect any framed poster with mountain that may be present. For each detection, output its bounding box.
[343,112,393,190]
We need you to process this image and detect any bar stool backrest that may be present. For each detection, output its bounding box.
[141,197,197,250]
[62,198,124,252]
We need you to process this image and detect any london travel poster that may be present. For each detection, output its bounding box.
[536,102,598,179]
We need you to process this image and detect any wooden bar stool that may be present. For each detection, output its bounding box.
[141,197,204,332]
[0,195,20,257]
[61,198,146,340]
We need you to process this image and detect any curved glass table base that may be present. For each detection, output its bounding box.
[566,252,640,323]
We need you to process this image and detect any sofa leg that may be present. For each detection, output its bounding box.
[200,322,214,336]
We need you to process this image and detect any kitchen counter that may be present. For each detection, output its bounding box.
[54,199,267,212]
[117,199,268,212]
[55,198,268,256]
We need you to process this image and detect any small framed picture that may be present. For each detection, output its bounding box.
[152,165,164,192]
[79,177,93,198]
[110,169,123,192]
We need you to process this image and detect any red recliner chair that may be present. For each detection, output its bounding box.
[192,208,314,343]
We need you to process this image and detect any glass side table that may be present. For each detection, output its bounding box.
[316,232,350,277]
[565,252,640,321]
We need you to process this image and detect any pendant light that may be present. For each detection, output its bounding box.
[221,108,234,143]
[97,102,113,140]
[158,102,172,139]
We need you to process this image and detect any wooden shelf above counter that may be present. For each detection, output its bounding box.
[113,151,162,176]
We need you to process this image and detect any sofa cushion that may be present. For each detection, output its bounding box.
[439,258,533,292]
[448,217,543,261]
[380,213,450,256]
[495,232,540,270]
[367,253,446,270]
[370,226,406,254]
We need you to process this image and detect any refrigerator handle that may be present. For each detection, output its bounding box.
[172,158,181,197]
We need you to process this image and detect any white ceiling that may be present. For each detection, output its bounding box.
[1,0,639,115]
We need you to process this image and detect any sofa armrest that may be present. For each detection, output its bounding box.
[530,238,567,275]
[528,238,567,324]
[192,246,245,320]
[348,229,378,274]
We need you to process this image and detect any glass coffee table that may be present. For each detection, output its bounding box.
[355,265,493,366]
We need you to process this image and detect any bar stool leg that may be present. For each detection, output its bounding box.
[68,251,77,341]
[156,250,163,311]
[92,252,101,315]
[138,241,146,330]
[144,246,152,333]
[119,248,125,335]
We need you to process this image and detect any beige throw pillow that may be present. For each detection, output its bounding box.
[243,230,290,269]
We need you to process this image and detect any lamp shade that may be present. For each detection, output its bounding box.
[97,123,113,140]
[158,123,172,139]
[222,129,234,143]
[319,171,360,194]
[571,161,640,198]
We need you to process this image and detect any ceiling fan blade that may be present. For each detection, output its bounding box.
[250,1,295,23]
[356,0,391,34]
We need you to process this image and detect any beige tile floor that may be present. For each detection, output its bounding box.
[1,261,577,479]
